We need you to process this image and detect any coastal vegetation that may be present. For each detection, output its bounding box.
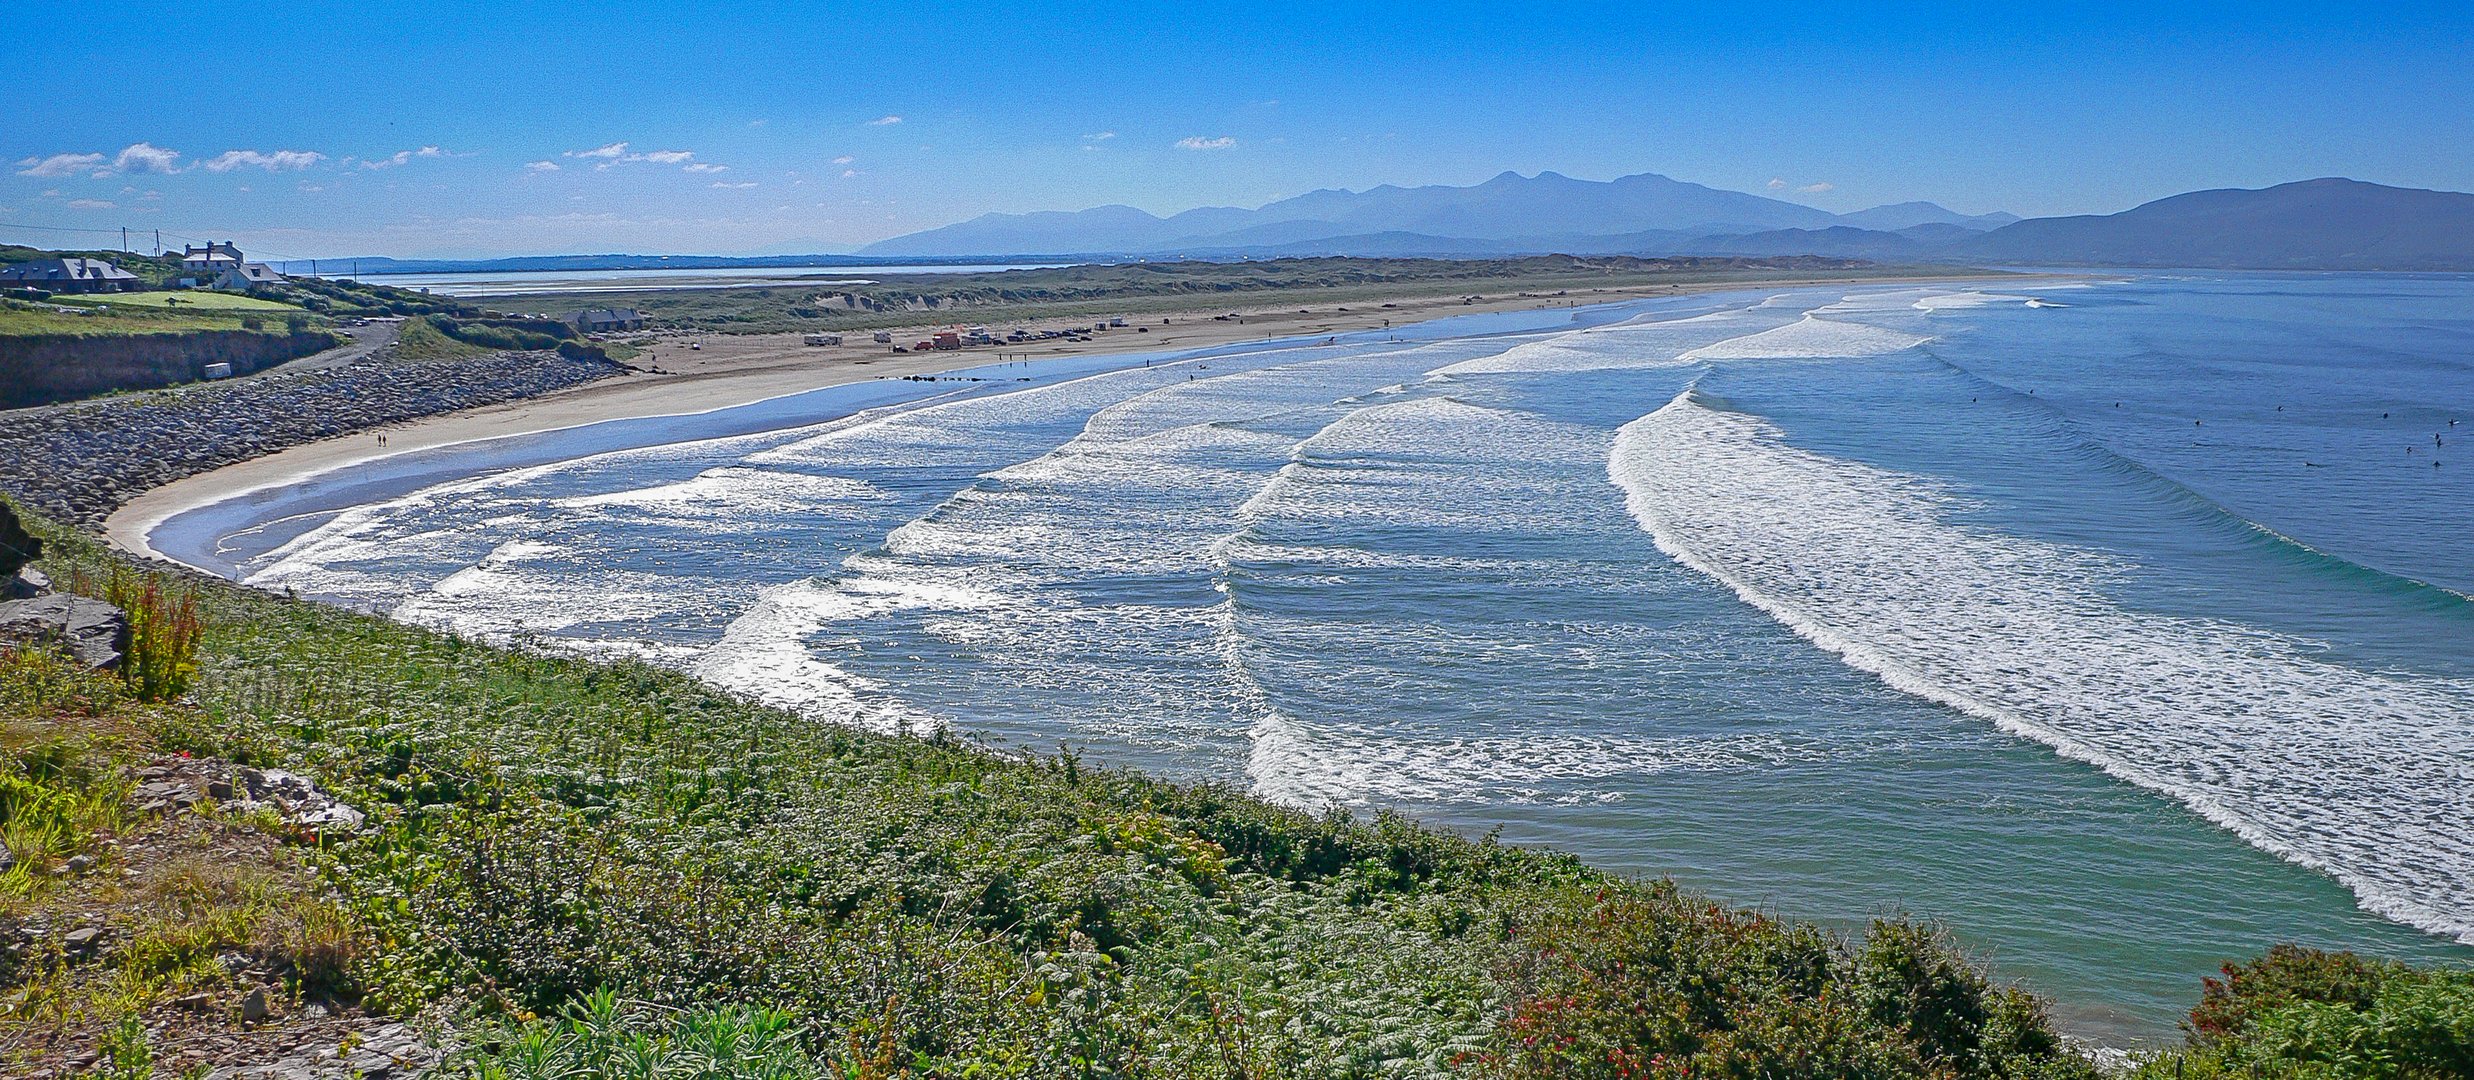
[515,255,1957,335]
[0,245,503,407]
[3,500,2465,1076]
[396,315,613,364]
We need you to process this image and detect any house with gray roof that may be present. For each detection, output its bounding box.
[180,242,246,274]
[572,307,645,332]
[0,257,141,293]
[212,263,287,292]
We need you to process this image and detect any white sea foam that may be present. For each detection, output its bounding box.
[1432,304,1806,375]
[1912,291,2036,311]
[1677,315,1931,361]
[690,342,1493,746]
[1610,390,2474,942]
[1221,394,1760,806]
[693,576,954,734]
[554,466,884,516]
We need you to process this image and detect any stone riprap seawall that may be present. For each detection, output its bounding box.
[0,350,624,527]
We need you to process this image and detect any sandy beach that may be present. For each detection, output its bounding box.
[103,274,1975,561]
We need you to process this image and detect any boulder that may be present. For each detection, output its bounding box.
[0,594,129,670]
[0,503,35,580]
[3,567,48,600]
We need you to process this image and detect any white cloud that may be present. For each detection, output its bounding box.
[363,146,446,169]
[17,153,105,178]
[525,160,561,172]
[570,143,707,169]
[203,149,325,172]
[66,198,115,210]
[841,169,860,178]
[112,142,183,174]
[1767,178,1788,190]
[711,181,758,189]
[1083,131,1116,142]
[1798,181,1834,194]
[1175,136,1236,151]
[867,115,902,126]
[684,162,728,173]
[832,155,854,165]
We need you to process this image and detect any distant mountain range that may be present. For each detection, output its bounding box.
[858,173,2474,271]
[301,175,2474,275]
[859,170,2019,258]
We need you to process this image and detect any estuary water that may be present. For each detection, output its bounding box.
[159,273,2474,1042]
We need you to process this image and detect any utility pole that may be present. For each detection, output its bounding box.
[153,230,161,256]
[122,226,129,252]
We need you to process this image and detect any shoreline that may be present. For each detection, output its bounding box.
[103,272,2001,565]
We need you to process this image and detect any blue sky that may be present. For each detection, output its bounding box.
[6,2,2472,259]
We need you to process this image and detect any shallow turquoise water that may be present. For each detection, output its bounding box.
[163,273,2474,1043]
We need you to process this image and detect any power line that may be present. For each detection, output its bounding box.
[0,222,128,236]
[0,220,331,271]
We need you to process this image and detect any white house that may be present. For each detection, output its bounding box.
[180,242,245,275]
[212,264,287,292]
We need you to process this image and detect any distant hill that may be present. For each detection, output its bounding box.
[1957,178,2474,270]
[856,172,2474,271]
[315,177,2474,274]
[864,171,1871,257]
[1837,201,2020,232]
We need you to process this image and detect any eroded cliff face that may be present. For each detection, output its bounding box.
[0,330,339,408]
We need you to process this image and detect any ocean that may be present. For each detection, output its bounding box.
[155,272,2474,1043]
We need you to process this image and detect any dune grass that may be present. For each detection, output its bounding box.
[390,315,495,361]
[0,300,280,338]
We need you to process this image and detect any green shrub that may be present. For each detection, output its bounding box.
[440,990,830,1080]
[2137,947,2474,1080]
[97,566,203,702]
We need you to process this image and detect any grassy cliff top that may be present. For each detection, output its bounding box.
[6,498,2466,1078]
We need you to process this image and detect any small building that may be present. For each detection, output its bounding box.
[0,257,141,293]
[179,242,245,275]
[211,264,286,293]
[802,333,843,346]
[572,307,644,333]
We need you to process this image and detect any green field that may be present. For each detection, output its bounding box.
[52,290,306,312]
[0,300,311,337]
